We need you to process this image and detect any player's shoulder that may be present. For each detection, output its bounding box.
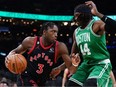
[25,36,36,40]
[24,36,37,41]
[57,41,66,46]
[56,41,67,49]
[94,20,104,25]
[56,41,68,55]
[22,36,37,44]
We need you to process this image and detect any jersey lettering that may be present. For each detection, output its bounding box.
[80,43,91,56]
[76,33,90,45]
[36,63,44,74]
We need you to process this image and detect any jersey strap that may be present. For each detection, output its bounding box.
[28,36,38,54]
[54,41,58,63]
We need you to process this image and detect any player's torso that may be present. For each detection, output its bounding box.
[75,19,110,61]
[23,36,58,83]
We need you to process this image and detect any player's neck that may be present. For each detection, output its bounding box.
[41,36,53,47]
[81,19,91,29]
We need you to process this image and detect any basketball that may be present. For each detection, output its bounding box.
[6,54,27,74]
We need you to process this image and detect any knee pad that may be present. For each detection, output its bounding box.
[83,78,97,87]
[66,80,82,87]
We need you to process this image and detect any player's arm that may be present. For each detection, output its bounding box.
[85,1,116,32]
[95,10,116,31]
[110,71,116,87]
[5,36,33,69]
[50,41,80,77]
[71,30,80,54]
[5,36,35,64]
[8,36,33,55]
[50,33,80,78]
[62,68,69,87]
[58,40,80,74]
[69,30,81,74]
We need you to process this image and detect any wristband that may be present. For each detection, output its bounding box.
[72,63,78,67]
[101,15,107,22]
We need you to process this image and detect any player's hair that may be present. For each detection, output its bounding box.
[73,4,92,24]
[74,4,91,14]
[40,22,56,35]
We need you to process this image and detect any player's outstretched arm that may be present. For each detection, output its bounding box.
[85,1,116,31]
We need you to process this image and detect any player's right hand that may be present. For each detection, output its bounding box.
[5,52,16,68]
[50,66,61,80]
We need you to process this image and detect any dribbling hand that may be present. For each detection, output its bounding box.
[5,52,16,68]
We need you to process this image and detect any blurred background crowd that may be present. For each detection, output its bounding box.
[0,0,116,86]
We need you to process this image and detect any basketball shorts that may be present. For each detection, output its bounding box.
[69,59,113,87]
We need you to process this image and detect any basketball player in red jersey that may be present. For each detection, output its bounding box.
[5,22,80,86]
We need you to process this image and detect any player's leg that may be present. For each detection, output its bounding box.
[83,78,97,86]
[17,75,36,86]
[66,80,82,87]
[83,62,112,87]
[67,62,89,86]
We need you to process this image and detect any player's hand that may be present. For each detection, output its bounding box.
[71,53,81,67]
[114,83,116,87]
[50,67,61,80]
[85,1,99,16]
[5,52,15,68]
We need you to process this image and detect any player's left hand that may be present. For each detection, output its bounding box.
[114,83,116,87]
[71,53,81,67]
[50,67,61,80]
[85,1,99,16]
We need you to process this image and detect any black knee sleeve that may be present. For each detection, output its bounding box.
[66,80,82,87]
[83,78,97,87]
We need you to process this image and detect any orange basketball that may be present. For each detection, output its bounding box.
[6,54,27,74]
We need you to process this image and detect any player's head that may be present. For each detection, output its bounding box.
[41,22,58,43]
[73,4,92,27]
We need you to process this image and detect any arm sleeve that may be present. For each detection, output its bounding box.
[101,16,116,32]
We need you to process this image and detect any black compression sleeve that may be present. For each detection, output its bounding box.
[101,15,116,31]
